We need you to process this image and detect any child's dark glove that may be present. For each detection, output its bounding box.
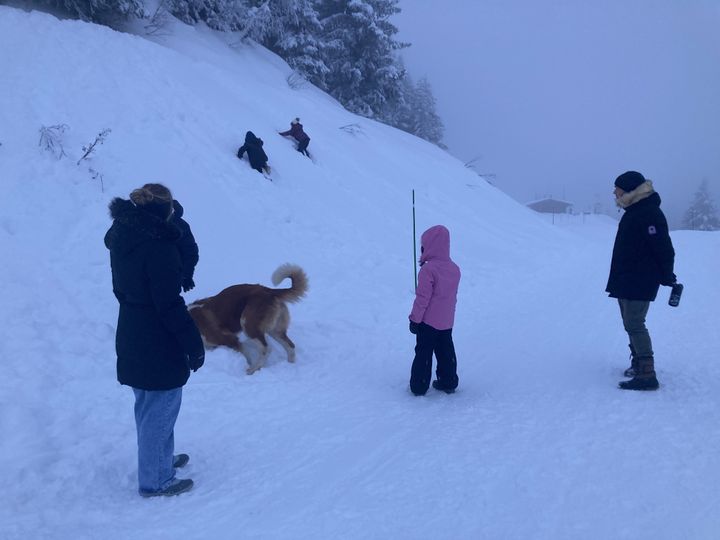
[409,321,420,334]
[182,277,195,292]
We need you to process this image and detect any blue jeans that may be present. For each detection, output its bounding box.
[132,387,182,493]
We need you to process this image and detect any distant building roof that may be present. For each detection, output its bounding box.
[526,198,574,214]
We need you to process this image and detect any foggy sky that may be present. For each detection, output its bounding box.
[396,0,720,225]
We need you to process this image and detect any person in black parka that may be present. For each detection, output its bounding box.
[237,131,269,174]
[606,171,676,391]
[172,199,199,293]
[104,183,205,497]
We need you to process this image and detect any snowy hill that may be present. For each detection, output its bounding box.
[2,7,720,539]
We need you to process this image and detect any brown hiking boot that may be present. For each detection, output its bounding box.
[619,356,659,391]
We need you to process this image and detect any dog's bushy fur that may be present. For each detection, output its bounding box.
[188,264,308,374]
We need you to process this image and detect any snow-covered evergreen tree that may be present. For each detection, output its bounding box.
[682,179,720,231]
[242,0,329,86]
[316,0,407,120]
[412,77,444,145]
[167,0,245,31]
[391,71,445,147]
[30,0,145,23]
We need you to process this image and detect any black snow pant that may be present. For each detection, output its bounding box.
[410,322,458,395]
[296,139,310,156]
[251,162,268,174]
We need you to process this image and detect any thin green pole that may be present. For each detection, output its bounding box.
[412,189,418,291]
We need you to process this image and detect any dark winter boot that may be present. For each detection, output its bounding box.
[619,356,659,391]
[139,478,194,498]
[623,344,638,377]
[173,454,189,468]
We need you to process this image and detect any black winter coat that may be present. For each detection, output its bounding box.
[606,192,676,301]
[237,131,268,171]
[105,198,204,390]
[172,200,199,285]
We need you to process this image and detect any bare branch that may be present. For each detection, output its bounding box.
[286,71,308,90]
[77,128,111,165]
[38,124,69,159]
[339,123,364,136]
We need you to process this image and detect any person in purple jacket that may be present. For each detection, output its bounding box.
[279,117,311,157]
[408,225,461,396]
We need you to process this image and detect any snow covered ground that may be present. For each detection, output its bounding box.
[1,7,719,539]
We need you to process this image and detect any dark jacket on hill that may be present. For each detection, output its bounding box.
[606,187,676,301]
[279,122,310,143]
[171,199,199,292]
[237,131,268,172]
[104,198,204,390]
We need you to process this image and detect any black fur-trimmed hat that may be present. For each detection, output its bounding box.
[615,171,646,192]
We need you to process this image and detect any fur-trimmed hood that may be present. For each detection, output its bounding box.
[616,180,659,209]
[104,197,180,255]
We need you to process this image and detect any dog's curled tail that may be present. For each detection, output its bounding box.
[271,263,308,303]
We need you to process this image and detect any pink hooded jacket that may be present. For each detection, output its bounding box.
[409,225,461,330]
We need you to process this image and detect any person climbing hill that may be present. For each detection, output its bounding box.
[237,131,270,174]
[279,118,311,157]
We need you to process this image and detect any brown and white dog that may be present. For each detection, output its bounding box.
[188,264,308,374]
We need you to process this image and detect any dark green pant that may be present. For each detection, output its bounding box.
[618,299,653,358]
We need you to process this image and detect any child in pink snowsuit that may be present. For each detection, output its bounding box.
[408,225,461,395]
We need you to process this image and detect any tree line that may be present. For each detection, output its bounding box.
[682,179,720,231]
[29,0,445,147]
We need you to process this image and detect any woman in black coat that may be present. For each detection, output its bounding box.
[237,131,269,174]
[104,183,205,497]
